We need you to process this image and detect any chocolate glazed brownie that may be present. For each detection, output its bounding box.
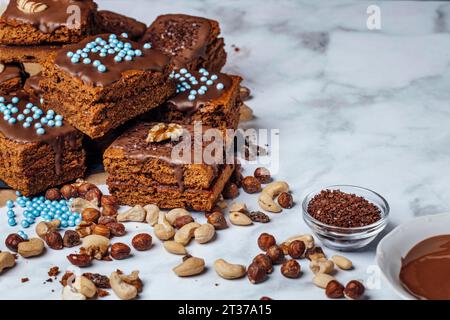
[0,61,29,94]
[141,14,227,72]
[0,0,98,63]
[40,34,175,139]
[95,10,147,41]
[104,122,234,211]
[0,91,85,196]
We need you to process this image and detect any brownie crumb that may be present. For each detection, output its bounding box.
[48,266,60,277]
[307,189,381,228]
[97,289,110,298]
[82,273,111,289]
[21,278,29,283]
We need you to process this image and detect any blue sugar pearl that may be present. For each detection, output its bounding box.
[26,102,33,109]
[188,94,196,101]
[26,217,35,224]
[134,49,142,56]
[190,90,197,95]
[0,97,4,103]
[26,116,33,122]
[71,57,80,63]
[143,43,151,49]
[35,109,43,115]
[76,49,83,55]
[189,76,196,82]
[83,48,90,53]
[125,55,133,61]
[124,42,132,49]
[21,220,30,228]
[91,48,99,53]
[202,71,209,76]
[36,128,45,135]
[97,64,107,72]
[34,123,42,129]
[81,52,88,58]
[216,83,224,90]
[55,120,63,127]
[95,37,102,43]
[211,74,218,80]
[191,80,198,85]
[61,220,68,228]
[99,52,107,57]
[104,44,111,50]
[118,51,126,58]
[127,50,135,56]
[109,34,117,39]
[68,221,75,227]
[206,80,213,86]
[23,109,30,116]
[179,77,186,82]
[11,107,18,114]
[200,76,207,82]
[3,115,10,121]
[31,106,38,112]
[33,113,40,120]
[100,40,107,46]
[93,60,101,67]
[48,120,55,127]
[7,210,15,218]
[23,122,31,128]
[75,218,81,225]
[199,68,206,73]
[179,87,186,92]
[180,68,187,74]
[114,56,122,62]
[108,49,115,54]
[15,191,22,196]
[8,118,16,124]
[200,85,208,91]
[55,115,63,121]
[6,200,14,208]
[86,43,94,49]
[174,73,180,79]
[121,33,128,38]
[198,89,205,95]
[12,97,19,103]
[61,213,68,220]
[114,47,121,52]
[40,117,48,124]
[83,58,91,64]
[8,218,16,226]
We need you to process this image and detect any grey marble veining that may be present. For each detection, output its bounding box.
[1,0,449,300]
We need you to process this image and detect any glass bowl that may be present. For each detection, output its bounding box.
[302,185,389,251]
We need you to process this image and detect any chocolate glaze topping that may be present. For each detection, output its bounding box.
[24,72,43,97]
[0,91,78,175]
[55,34,170,87]
[168,71,232,114]
[0,62,28,85]
[1,0,96,34]
[400,234,450,300]
[143,14,214,68]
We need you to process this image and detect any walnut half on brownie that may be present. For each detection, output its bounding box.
[40,33,175,139]
[141,14,227,72]
[104,122,235,211]
[0,91,86,196]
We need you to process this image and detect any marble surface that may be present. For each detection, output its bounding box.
[1,0,450,300]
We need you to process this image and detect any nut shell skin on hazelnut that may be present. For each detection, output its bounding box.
[103,122,235,211]
[0,91,86,196]
[0,0,98,63]
[40,34,175,139]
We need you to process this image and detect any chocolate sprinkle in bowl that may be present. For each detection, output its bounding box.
[302,185,389,251]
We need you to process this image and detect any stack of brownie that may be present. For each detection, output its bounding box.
[0,0,243,211]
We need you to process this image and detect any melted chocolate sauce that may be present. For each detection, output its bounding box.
[400,234,450,300]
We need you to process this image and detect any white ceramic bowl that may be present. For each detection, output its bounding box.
[376,212,450,300]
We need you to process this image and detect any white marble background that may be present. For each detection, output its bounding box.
[1,0,450,300]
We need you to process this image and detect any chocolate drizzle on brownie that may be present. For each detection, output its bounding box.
[54,34,170,87]
[0,62,28,84]
[1,0,97,34]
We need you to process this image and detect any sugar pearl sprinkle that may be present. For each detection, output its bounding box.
[6,191,81,229]
[0,96,64,135]
[66,34,152,73]
[169,68,225,101]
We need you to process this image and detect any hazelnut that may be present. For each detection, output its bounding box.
[63,230,81,248]
[106,222,126,237]
[326,280,345,299]
[241,176,262,194]
[207,211,228,230]
[247,263,267,284]
[45,231,63,250]
[278,192,294,209]
[5,233,25,252]
[85,188,103,206]
[281,259,301,278]
[222,182,239,199]
[288,240,305,259]
[45,188,61,201]
[101,195,118,209]
[305,246,325,261]
[252,254,273,274]
[344,280,365,300]
[110,243,131,260]
[81,208,100,223]
[254,167,271,184]
[266,245,285,264]
[60,184,78,200]
[132,233,152,251]
[92,224,111,238]
[257,233,276,251]
[280,242,290,255]
[67,253,92,267]
[98,216,116,225]
[77,183,97,197]
[174,215,195,229]
[102,205,118,217]
[75,221,94,238]
[231,167,244,188]
[260,296,272,300]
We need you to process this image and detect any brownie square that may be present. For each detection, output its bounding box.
[141,14,227,72]
[40,33,175,139]
[0,44,61,64]
[0,91,86,196]
[146,69,242,130]
[23,72,43,97]
[0,61,29,94]
[95,10,146,41]
[104,122,234,211]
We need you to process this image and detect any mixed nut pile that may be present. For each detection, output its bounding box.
[0,166,366,300]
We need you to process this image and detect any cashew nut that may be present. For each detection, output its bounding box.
[194,224,215,244]
[258,181,289,213]
[117,205,146,222]
[229,202,248,213]
[312,273,336,289]
[229,212,253,226]
[154,212,175,240]
[73,275,97,298]
[163,241,187,255]
[285,234,315,249]
[331,255,353,270]
[110,271,138,300]
[0,252,16,273]
[174,222,201,245]
[214,259,246,279]
[166,208,191,226]
[144,204,159,226]
[18,238,45,258]
[70,198,99,214]
[310,258,335,274]
[62,285,87,300]
[173,257,205,277]
[81,235,110,259]
[35,220,60,239]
